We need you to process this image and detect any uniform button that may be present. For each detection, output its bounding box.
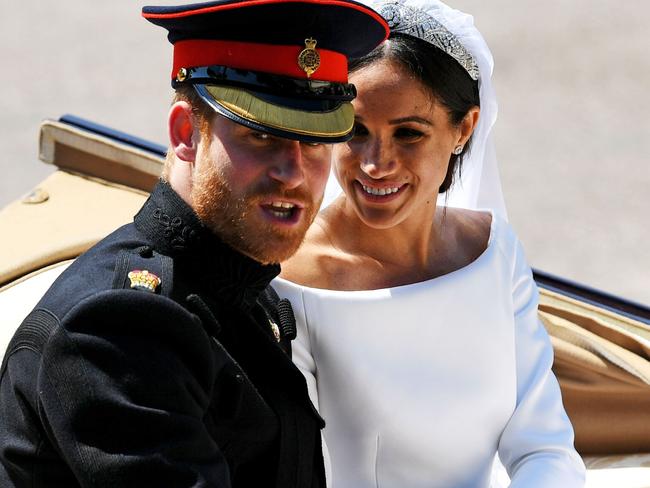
[176,67,188,82]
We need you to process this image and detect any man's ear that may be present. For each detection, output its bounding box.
[168,101,199,163]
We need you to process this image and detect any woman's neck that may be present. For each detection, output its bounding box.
[327,196,444,273]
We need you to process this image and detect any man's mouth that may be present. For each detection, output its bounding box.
[268,201,297,217]
[260,200,304,224]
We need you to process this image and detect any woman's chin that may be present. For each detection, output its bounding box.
[352,204,408,230]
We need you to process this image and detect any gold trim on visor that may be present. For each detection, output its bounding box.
[204,85,354,138]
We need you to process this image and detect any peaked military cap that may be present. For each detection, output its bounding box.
[143,0,389,143]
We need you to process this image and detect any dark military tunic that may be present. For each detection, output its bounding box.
[0,182,325,487]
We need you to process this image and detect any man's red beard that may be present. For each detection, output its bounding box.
[190,155,321,264]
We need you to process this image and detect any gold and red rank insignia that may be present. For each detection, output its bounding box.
[298,38,320,78]
[127,269,161,293]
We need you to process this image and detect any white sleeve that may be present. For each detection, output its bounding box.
[272,280,332,485]
[497,238,586,487]
[276,283,320,411]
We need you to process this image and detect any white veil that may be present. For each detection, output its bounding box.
[321,0,507,220]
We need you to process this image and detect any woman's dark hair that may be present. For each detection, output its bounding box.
[349,33,480,193]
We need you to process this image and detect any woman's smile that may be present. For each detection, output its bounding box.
[356,180,408,203]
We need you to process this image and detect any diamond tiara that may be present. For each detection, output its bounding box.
[376,0,480,81]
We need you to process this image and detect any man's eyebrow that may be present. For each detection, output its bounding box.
[388,116,433,126]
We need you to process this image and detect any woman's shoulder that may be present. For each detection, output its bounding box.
[449,208,532,287]
[441,207,493,265]
[445,207,518,253]
[446,207,492,240]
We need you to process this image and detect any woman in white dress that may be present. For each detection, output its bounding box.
[273,0,585,486]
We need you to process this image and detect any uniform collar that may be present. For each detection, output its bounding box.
[134,181,280,308]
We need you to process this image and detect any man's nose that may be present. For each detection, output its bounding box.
[268,140,306,189]
[360,138,396,179]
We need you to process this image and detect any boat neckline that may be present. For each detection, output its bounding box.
[275,209,498,294]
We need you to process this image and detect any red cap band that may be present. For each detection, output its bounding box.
[173,39,348,83]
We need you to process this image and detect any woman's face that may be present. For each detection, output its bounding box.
[333,58,470,230]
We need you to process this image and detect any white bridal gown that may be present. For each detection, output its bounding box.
[273,213,585,488]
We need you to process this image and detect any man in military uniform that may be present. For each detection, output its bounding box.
[0,1,388,486]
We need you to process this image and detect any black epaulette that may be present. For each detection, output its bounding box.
[112,246,173,297]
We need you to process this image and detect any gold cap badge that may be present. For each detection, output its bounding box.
[298,38,320,78]
[128,269,161,293]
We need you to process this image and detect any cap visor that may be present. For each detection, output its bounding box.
[197,85,354,142]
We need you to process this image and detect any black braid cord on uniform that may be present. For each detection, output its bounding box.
[260,287,297,341]
[277,299,297,341]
